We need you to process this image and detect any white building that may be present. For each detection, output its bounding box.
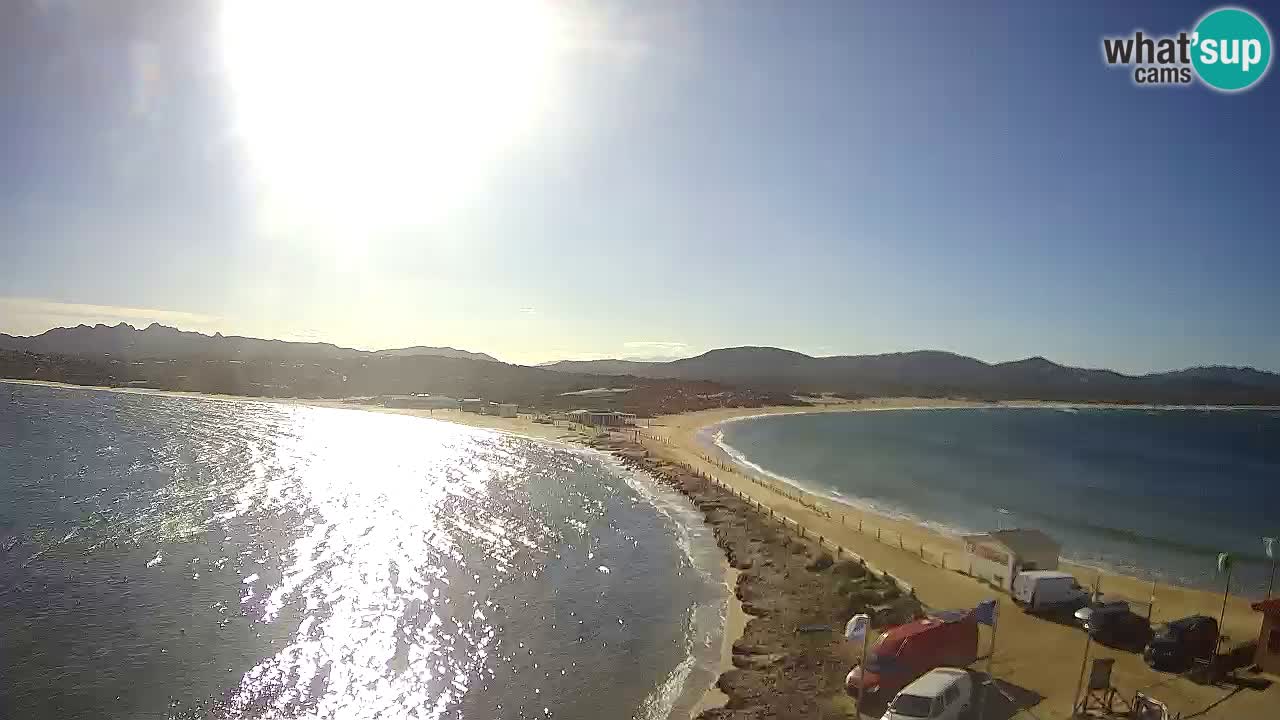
[493,403,518,418]
[962,528,1061,592]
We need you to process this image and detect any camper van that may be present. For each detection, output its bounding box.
[1011,571,1089,614]
[845,612,979,702]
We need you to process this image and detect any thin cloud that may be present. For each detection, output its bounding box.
[0,297,224,336]
[621,341,690,359]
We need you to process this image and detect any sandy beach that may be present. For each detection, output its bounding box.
[6,379,1276,718]
[636,403,1278,719]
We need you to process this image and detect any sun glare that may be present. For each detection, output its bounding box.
[220,0,566,236]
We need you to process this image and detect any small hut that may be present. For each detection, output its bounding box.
[962,528,1061,591]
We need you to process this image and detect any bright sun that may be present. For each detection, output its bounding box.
[219,0,566,236]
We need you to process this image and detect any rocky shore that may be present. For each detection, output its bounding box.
[592,436,923,720]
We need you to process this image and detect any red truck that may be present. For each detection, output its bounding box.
[845,610,979,702]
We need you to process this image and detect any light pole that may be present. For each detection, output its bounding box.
[1264,537,1277,600]
[1214,553,1233,658]
[1071,572,1101,717]
[847,613,872,720]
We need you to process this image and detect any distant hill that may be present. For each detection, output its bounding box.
[542,347,1280,405]
[0,323,496,363]
[1145,365,1280,391]
[0,348,798,415]
[375,346,498,362]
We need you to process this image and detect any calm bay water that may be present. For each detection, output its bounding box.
[0,383,725,719]
[712,407,1280,595]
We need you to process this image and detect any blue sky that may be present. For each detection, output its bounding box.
[1,1,1277,371]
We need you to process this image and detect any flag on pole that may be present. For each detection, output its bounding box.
[1217,552,1232,574]
[1265,537,1276,560]
[845,613,871,643]
[974,599,998,627]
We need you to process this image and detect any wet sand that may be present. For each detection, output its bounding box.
[691,564,746,717]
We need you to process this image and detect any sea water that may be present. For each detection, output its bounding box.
[711,407,1280,595]
[0,383,725,719]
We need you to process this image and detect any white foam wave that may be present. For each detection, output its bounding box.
[709,426,981,540]
[612,457,728,720]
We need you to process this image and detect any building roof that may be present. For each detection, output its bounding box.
[878,614,973,649]
[964,528,1060,557]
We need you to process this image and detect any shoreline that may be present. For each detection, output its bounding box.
[689,564,744,718]
[592,431,927,719]
[694,404,1277,596]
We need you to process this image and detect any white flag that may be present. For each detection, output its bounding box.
[1217,552,1232,574]
[1265,537,1276,560]
[845,613,871,643]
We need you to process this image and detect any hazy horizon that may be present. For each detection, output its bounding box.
[3,1,1278,372]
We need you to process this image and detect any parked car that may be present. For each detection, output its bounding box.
[1012,571,1089,615]
[1073,596,1131,627]
[1144,615,1219,670]
[846,611,979,703]
[1076,599,1152,650]
[880,667,973,720]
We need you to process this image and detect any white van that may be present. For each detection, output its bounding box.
[1011,570,1088,613]
[881,667,972,720]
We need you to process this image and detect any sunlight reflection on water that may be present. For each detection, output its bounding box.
[3,387,723,720]
[219,409,545,719]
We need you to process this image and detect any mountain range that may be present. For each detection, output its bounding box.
[542,346,1280,404]
[0,323,498,363]
[0,325,788,415]
[3,324,1279,405]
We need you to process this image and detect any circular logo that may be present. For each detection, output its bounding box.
[1192,7,1272,91]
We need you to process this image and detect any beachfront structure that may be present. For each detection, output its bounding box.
[566,410,636,427]
[1250,598,1280,674]
[961,528,1061,592]
[381,394,457,410]
[457,399,518,416]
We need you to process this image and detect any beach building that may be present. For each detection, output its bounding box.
[460,398,485,413]
[1250,598,1280,674]
[961,528,1061,591]
[380,394,457,410]
[493,403,518,418]
[566,410,636,427]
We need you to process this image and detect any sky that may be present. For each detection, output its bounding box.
[1,0,1278,372]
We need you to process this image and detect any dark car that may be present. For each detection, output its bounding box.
[1143,615,1219,670]
[1078,606,1152,651]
